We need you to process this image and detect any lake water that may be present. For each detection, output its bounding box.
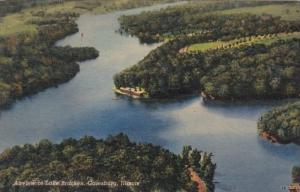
[0,3,299,192]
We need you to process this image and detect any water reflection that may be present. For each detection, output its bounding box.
[0,2,299,192]
[257,137,300,161]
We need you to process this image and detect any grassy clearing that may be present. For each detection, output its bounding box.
[211,3,300,21]
[0,1,110,37]
[187,32,300,52]
[0,2,79,37]
[188,41,223,52]
[0,12,37,36]
[0,0,181,37]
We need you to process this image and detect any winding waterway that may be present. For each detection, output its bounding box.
[0,3,299,192]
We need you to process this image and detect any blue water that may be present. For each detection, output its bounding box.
[0,3,299,192]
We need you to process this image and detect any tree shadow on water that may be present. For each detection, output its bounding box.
[50,98,178,148]
[257,136,300,162]
[199,98,296,120]
[114,93,200,111]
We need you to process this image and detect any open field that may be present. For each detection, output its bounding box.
[188,41,224,52]
[187,32,300,52]
[0,2,80,36]
[211,3,300,21]
[0,12,37,36]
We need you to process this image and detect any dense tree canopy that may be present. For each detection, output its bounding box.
[118,1,299,43]
[115,1,300,100]
[0,0,189,108]
[258,102,300,143]
[0,134,216,192]
[0,11,99,107]
[114,38,300,100]
[200,39,300,100]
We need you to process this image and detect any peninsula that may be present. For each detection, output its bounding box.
[0,0,184,108]
[114,1,300,100]
[0,134,216,192]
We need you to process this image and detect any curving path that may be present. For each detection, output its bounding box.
[189,168,206,192]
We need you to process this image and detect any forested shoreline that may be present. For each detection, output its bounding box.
[1,1,300,191]
[115,3,300,184]
[0,134,216,192]
[258,102,300,144]
[118,1,296,43]
[257,101,300,185]
[0,2,217,190]
[0,0,186,108]
[0,11,99,108]
[114,1,300,100]
[114,38,300,99]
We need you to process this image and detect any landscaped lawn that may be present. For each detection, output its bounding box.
[187,32,300,52]
[188,41,224,52]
